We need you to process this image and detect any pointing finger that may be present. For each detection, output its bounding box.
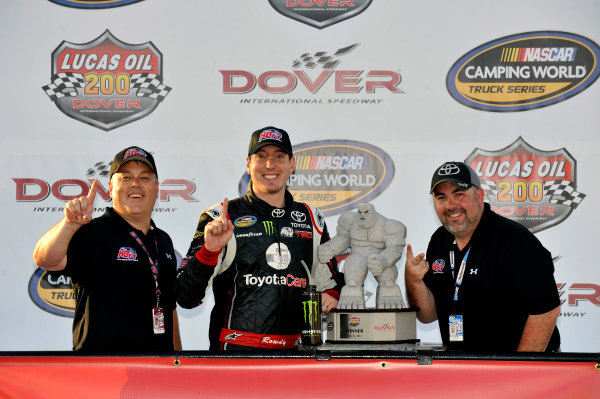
[406,244,415,261]
[87,179,99,203]
[221,198,228,219]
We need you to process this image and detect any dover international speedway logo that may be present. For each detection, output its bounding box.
[221,43,403,101]
[239,140,394,216]
[465,137,585,233]
[14,155,198,213]
[42,30,171,130]
[268,0,372,29]
[447,31,600,111]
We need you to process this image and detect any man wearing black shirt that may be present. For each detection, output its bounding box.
[405,161,560,352]
[33,146,181,352]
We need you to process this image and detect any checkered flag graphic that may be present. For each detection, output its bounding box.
[292,43,359,69]
[42,72,85,101]
[479,180,499,202]
[480,179,585,209]
[544,180,586,209]
[86,161,112,178]
[130,73,171,101]
[43,72,171,103]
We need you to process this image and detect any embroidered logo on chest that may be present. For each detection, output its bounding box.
[431,259,445,273]
[117,247,138,261]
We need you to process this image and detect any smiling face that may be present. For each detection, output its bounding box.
[109,161,159,226]
[432,181,485,246]
[246,145,295,207]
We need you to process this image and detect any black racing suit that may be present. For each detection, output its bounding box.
[176,188,344,350]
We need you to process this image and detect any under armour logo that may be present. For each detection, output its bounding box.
[272,208,285,218]
[438,163,461,176]
[470,269,478,275]
[224,332,244,341]
[166,253,172,259]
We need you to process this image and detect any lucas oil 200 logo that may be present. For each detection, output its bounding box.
[465,137,585,233]
[42,30,171,131]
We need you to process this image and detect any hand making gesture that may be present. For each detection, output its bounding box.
[404,244,429,283]
[65,179,99,225]
[203,198,235,252]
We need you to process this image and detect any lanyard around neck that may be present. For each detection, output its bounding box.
[450,247,471,303]
[130,230,161,307]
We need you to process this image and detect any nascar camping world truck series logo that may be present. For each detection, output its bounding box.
[447,31,600,111]
[239,140,394,216]
[268,0,372,29]
[465,137,585,233]
[42,30,171,131]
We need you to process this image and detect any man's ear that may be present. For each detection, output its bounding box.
[476,187,485,205]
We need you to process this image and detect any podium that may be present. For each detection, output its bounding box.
[325,307,418,343]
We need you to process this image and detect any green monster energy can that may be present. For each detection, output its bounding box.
[301,285,322,346]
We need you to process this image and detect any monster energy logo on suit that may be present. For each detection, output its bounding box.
[262,221,274,235]
[301,285,322,345]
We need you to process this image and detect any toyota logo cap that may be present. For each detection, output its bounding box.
[430,161,480,193]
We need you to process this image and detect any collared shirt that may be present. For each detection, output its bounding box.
[424,203,561,352]
[64,207,177,352]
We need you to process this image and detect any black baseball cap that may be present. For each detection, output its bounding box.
[109,146,157,179]
[248,126,293,157]
[430,161,480,193]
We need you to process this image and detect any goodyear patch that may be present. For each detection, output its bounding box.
[238,140,394,216]
[465,137,585,233]
[28,268,75,318]
[447,31,600,111]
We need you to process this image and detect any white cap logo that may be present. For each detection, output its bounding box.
[438,163,461,176]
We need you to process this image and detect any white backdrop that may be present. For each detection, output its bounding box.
[1,0,598,352]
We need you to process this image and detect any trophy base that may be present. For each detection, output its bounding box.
[326,307,418,343]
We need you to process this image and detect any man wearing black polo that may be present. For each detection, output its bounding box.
[405,161,560,352]
[33,146,181,353]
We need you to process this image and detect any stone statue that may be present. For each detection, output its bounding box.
[318,203,407,309]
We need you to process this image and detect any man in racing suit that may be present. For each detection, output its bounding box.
[176,126,344,350]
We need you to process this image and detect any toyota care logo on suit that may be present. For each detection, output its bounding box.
[447,31,600,111]
[239,140,394,216]
[42,30,171,130]
[268,0,372,29]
